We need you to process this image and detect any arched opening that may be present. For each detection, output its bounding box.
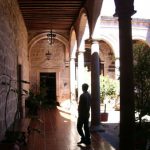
[99,40,115,79]
[70,29,78,101]
[29,33,70,105]
[76,10,90,97]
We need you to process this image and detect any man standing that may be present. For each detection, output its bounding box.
[77,83,91,145]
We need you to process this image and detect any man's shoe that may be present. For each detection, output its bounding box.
[77,139,85,144]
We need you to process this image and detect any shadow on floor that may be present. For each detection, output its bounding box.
[99,123,119,150]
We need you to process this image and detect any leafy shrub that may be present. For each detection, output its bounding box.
[100,76,119,103]
[133,42,150,124]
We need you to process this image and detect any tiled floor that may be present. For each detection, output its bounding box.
[24,107,116,150]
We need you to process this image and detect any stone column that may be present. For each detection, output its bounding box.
[77,51,85,101]
[114,0,136,149]
[70,57,76,101]
[115,58,120,79]
[90,40,101,131]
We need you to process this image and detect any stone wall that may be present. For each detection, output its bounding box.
[0,0,28,140]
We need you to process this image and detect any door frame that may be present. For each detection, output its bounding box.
[40,72,56,101]
[36,69,60,102]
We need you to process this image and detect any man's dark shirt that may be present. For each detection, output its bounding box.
[78,91,91,118]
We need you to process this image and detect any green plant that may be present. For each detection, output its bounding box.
[25,90,41,116]
[25,87,56,116]
[39,83,51,107]
[133,41,150,149]
[100,76,119,103]
[133,42,150,124]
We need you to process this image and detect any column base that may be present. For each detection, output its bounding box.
[90,124,105,132]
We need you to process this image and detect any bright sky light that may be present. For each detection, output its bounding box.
[100,0,150,19]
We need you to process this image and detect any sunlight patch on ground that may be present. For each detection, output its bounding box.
[58,110,77,122]
[57,99,78,122]
[59,99,78,116]
[104,110,120,123]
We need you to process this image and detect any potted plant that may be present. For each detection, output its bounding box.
[100,76,119,108]
[25,90,41,116]
[99,76,119,122]
[100,104,108,122]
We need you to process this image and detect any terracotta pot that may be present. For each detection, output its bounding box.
[100,112,108,122]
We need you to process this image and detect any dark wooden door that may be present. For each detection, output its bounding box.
[40,73,56,105]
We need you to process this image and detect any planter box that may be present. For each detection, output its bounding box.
[100,112,108,122]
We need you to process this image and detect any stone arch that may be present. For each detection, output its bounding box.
[99,40,116,79]
[99,38,115,55]
[75,9,90,98]
[77,8,90,51]
[70,27,77,59]
[28,33,70,102]
[132,39,150,51]
[92,15,101,39]
[69,27,78,101]
[28,32,69,61]
[99,34,119,58]
[132,35,147,41]
[98,36,120,79]
[132,36,150,47]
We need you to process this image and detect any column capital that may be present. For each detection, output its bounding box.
[85,38,99,46]
[77,50,85,55]
[70,56,76,60]
[70,57,76,64]
[113,0,136,18]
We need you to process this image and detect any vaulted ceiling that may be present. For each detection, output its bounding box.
[18,0,87,31]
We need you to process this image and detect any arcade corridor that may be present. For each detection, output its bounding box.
[0,0,147,150]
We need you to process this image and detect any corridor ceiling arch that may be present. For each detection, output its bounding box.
[70,28,77,59]
[77,8,89,51]
[84,0,103,37]
[28,32,69,61]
